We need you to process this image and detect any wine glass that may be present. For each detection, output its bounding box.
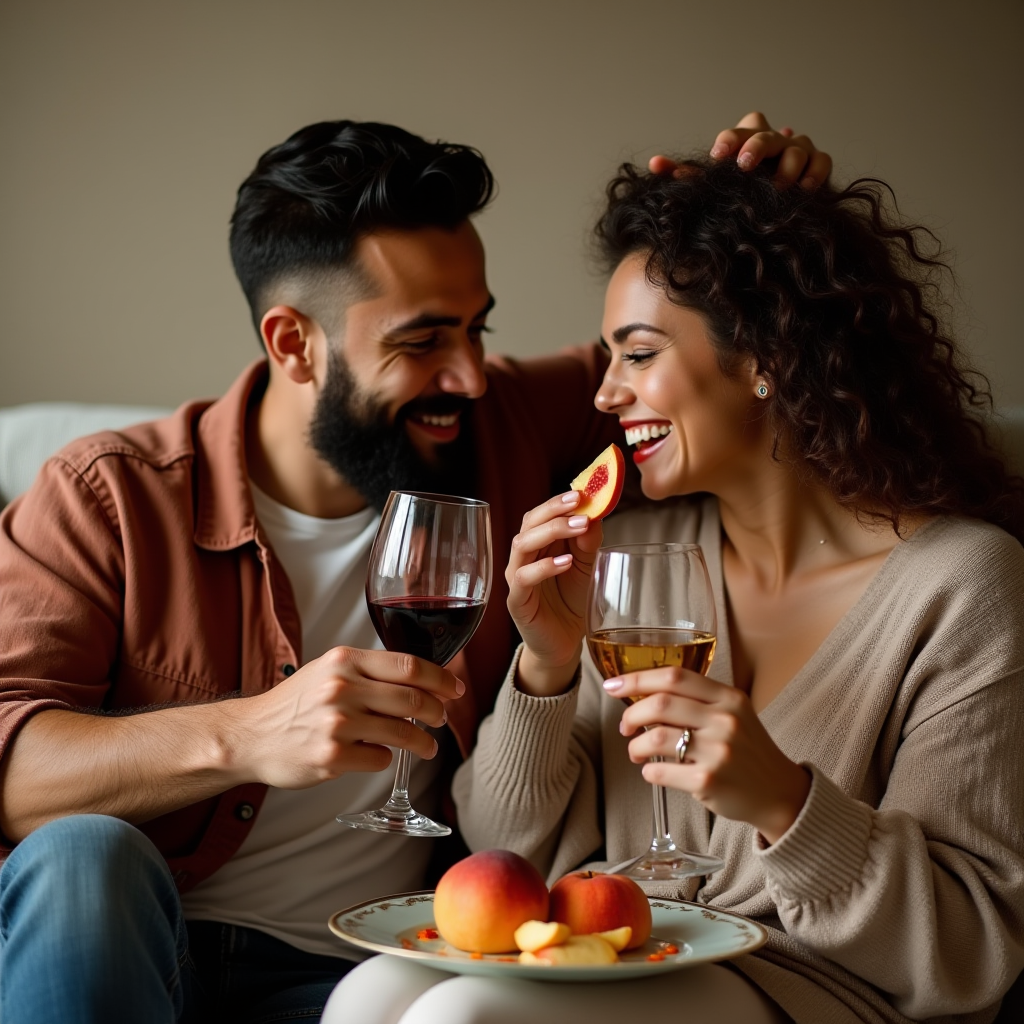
[337,491,492,837]
[586,543,725,880]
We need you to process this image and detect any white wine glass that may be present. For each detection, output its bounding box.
[587,542,725,880]
[337,491,492,837]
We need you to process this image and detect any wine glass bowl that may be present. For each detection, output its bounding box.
[338,491,491,838]
[586,543,724,880]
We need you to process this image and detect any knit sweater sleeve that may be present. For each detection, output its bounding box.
[755,528,1024,1020]
[452,645,605,882]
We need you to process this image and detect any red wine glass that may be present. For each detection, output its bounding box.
[337,491,491,837]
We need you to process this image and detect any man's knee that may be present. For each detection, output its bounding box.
[0,814,176,930]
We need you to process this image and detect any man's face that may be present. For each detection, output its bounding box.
[308,221,493,509]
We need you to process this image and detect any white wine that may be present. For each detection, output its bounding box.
[587,628,717,703]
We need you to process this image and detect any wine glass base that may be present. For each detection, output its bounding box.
[618,849,724,881]
[336,808,452,838]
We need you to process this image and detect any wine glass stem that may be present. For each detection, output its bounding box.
[381,720,415,817]
[648,757,677,854]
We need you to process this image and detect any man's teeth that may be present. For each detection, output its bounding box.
[624,424,673,447]
[417,414,459,427]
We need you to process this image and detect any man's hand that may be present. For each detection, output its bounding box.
[649,111,833,190]
[0,646,464,841]
[230,647,465,789]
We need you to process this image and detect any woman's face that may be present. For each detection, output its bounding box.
[596,254,765,501]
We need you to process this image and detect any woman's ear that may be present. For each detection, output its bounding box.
[260,306,322,384]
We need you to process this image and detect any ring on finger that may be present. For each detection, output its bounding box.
[675,727,692,764]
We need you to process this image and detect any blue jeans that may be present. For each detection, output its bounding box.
[0,815,354,1023]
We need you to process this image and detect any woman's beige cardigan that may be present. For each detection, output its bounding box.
[453,499,1024,1024]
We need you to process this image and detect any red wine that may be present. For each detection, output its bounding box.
[368,597,486,666]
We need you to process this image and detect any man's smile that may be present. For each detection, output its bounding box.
[407,411,462,443]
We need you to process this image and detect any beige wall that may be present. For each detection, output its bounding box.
[2,0,1021,409]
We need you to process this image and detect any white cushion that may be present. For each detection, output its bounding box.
[0,403,170,505]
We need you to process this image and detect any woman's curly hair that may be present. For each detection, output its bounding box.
[595,157,1024,543]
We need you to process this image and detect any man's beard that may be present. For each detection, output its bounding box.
[308,348,477,511]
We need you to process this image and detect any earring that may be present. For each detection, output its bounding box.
[756,382,769,398]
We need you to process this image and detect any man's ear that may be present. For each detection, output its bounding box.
[260,305,321,384]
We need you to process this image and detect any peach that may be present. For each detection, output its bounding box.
[570,444,625,521]
[434,850,550,954]
[548,871,652,950]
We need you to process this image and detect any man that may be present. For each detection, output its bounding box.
[0,116,828,1022]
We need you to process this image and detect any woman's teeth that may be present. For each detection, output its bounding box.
[417,413,459,427]
[624,423,673,447]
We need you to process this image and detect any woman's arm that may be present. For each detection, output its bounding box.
[754,671,1024,1018]
[452,646,605,881]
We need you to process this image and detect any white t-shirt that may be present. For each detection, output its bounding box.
[180,483,443,958]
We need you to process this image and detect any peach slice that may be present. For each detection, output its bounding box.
[519,934,619,966]
[593,926,632,952]
[570,444,625,521]
[513,920,571,953]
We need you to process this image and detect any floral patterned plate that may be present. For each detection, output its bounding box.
[328,890,766,982]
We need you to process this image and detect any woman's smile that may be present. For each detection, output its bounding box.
[621,419,674,464]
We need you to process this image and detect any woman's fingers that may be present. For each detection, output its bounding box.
[510,553,575,592]
[627,723,702,763]
[513,512,590,559]
[519,491,581,532]
[602,665,723,705]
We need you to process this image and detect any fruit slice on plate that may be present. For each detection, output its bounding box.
[514,920,571,953]
[518,934,619,966]
[593,926,632,952]
[570,444,625,520]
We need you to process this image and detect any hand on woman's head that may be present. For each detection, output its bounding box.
[649,111,832,190]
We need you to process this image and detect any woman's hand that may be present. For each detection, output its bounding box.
[505,491,604,697]
[649,111,833,190]
[605,668,811,844]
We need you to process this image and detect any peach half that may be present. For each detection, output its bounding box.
[570,443,625,521]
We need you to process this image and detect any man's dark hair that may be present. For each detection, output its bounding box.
[595,158,1024,543]
[230,120,495,333]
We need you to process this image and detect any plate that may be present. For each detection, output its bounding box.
[328,890,766,982]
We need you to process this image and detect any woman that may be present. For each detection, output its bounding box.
[331,144,1024,1023]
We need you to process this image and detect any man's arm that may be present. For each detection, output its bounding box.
[0,455,462,844]
[0,645,461,842]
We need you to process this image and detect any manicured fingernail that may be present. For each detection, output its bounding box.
[430,739,439,758]
[553,554,572,567]
[567,515,588,529]
[737,153,754,170]
[603,678,623,692]
[455,679,466,696]
[441,709,448,725]
[800,175,816,189]
[710,143,728,159]
[562,491,580,504]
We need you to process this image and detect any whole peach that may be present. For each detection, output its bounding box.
[548,871,652,949]
[434,850,550,953]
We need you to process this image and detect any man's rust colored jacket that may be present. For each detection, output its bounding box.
[0,350,618,890]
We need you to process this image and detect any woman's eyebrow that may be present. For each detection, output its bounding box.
[612,322,667,344]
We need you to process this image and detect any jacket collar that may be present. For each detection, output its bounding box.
[193,360,269,551]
